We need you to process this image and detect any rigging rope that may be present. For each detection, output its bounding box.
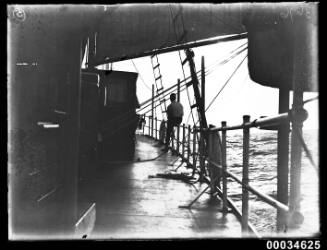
[293,126,318,172]
[168,4,197,126]
[205,53,248,113]
[139,18,250,175]
[185,44,248,125]
[138,42,247,113]
[206,48,247,75]
[131,59,152,91]
[303,96,319,105]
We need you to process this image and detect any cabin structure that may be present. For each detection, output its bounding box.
[8,3,319,239]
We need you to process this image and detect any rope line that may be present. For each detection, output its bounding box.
[138,42,247,112]
[205,53,248,112]
[131,59,152,91]
[293,126,318,172]
[168,4,197,126]
[303,96,319,105]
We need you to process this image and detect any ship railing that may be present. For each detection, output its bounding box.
[141,111,307,237]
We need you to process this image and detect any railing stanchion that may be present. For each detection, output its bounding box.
[187,125,191,163]
[277,89,290,232]
[199,129,205,181]
[177,124,180,155]
[148,116,151,136]
[221,121,228,214]
[142,115,145,135]
[176,79,181,155]
[289,20,310,229]
[207,130,214,195]
[289,90,307,227]
[171,127,175,151]
[151,84,154,138]
[242,115,250,235]
[192,126,197,174]
[177,78,181,102]
[182,124,186,160]
[207,128,221,196]
[155,117,158,140]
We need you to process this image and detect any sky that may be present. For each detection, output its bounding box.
[89,38,319,130]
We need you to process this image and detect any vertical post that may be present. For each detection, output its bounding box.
[242,115,250,234]
[171,127,175,150]
[192,125,197,174]
[199,129,205,181]
[148,116,151,136]
[142,115,145,135]
[221,121,228,214]
[207,128,222,196]
[177,125,180,155]
[289,91,306,227]
[288,13,308,228]
[155,117,158,140]
[151,84,154,138]
[176,79,181,154]
[207,130,214,195]
[277,88,290,232]
[177,79,181,102]
[201,56,205,111]
[182,124,186,159]
[187,125,191,163]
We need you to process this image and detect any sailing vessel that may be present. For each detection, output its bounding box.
[8,3,318,239]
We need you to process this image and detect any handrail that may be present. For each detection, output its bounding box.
[142,111,298,237]
[190,112,290,133]
[138,82,189,114]
[138,74,194,108]
[205,112,290,132]
[207,159,289,213]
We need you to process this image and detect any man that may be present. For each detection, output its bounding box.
[163,93,184,152]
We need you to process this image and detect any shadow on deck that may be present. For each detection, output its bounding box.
[83,135,242,239]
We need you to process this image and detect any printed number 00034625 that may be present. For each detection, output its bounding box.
[266,240,320,250]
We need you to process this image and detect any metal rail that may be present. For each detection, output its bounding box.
[141,109,307,237]
[205,112,290,132]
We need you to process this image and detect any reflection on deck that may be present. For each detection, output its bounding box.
[82,135,242,239]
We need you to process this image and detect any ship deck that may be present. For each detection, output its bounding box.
[81,134,242,239]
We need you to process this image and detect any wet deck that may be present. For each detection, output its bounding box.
[85,135,242,239]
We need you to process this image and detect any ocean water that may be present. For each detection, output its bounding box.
[223,128,319,237]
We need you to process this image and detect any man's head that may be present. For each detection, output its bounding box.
[170,93,176,102]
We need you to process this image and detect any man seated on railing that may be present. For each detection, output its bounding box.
[162,93,184,152]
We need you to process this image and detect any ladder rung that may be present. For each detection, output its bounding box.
[191,104,198,109]
[155,75,162,81]
[157,87,163,92]
[186,80,193,87]
[182,58,188,66]
[153,64,160,69]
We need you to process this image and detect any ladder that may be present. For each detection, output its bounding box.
[182,48,208,129]
[170,4,207,129]
[150,54,167,118]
